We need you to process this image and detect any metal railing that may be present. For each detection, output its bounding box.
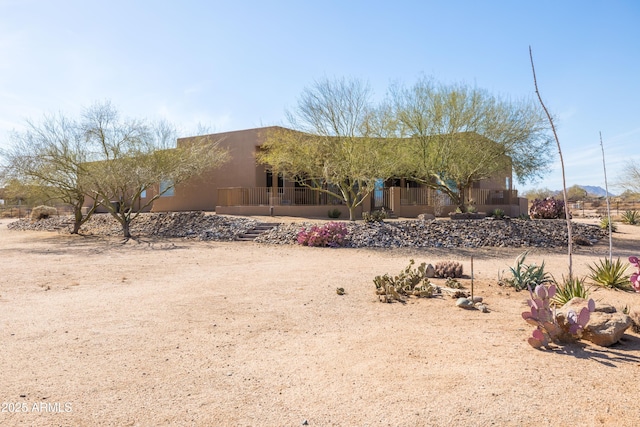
[400,188,518,206]
[217,187,343,206]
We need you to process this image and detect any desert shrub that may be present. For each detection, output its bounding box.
[551,276,590,307]
[491,208,505,219]
[374,259,439,302]
[500,251,554,291]
[588,258,630,290]
[327,208,342,219]
[621,210,639,225]
[362,209,387,223]
[434,261,463,278]
[30,205,58,220]
[599,216,617,232]
[297,222,348,248]
[529,197,566,219]
[595,207,608,216]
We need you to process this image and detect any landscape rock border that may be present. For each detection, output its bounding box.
[7,212,606,249]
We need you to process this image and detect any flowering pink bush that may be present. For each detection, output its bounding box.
[630,256,640,292]
[297,222,348,248]
[529,197,568,219]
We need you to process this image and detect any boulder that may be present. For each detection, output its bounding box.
[560,298,632,347]
[425,263,435,278]
[417,213,435,221]
[583,312,632,347]
[30,205,58,220]
[456,297,474,309]
[628,308,640,333]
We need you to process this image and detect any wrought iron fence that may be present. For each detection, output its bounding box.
[217,187,343,206]
[400,188,518,206]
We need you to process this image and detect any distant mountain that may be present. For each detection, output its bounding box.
[563,185,617,198]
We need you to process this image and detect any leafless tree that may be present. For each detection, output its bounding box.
[81,101,229,238]
[1,113,98,233]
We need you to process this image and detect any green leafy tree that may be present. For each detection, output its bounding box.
[387,77,553,211]
[257,78,397,221]
[566,185,588,201]
[522,187,555,201]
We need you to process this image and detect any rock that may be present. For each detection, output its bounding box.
[425,263,435,278]
[456,298,474,309]
[560,298,632,347]
[583,312,632,347]
[472,296,483,303]
[476,303,489,313]
[30,205,58,220]
[8,214,607,249]
[562,298,616,314]
[417,213,435,221]
[572,235,593,246]
[629,308,640,333]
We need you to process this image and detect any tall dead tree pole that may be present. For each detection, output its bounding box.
[529,46,573,279]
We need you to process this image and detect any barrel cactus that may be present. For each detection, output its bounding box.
[434,261,463,278]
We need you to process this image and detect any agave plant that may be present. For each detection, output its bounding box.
[501,251,554,291]
[621,210,639,225]
[588,258,630,290]
[551,276,590,306]
[599,216,617,232]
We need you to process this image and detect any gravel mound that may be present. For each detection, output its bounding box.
[7,213,606,248]
[6,212,259,241]
[255,218,606,248]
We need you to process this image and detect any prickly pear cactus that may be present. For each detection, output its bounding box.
[374,259,440,302]
[522,283,595,348]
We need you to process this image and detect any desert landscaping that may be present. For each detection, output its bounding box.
[1,214,640,426]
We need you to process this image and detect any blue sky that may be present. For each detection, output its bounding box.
[1,0,638,193]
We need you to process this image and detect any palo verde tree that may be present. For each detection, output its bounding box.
[257,77,397,221]
[387,77,553,211]
[81,101,229,238]
[1,113,99,233]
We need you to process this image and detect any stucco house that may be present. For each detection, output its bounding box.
[136,126,526,218]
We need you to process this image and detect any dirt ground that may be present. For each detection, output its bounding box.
[1,216,639,426]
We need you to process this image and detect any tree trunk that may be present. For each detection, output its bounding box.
[122,220,132,238]
[72,207,82,234]
[347,205,356,221]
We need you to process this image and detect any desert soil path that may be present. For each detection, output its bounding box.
[1,217,639,426]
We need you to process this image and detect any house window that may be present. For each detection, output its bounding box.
[160,180,174,197]
[140,189,147,199]
[505,177,511,190]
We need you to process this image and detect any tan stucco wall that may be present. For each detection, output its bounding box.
[151,127,276,212]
